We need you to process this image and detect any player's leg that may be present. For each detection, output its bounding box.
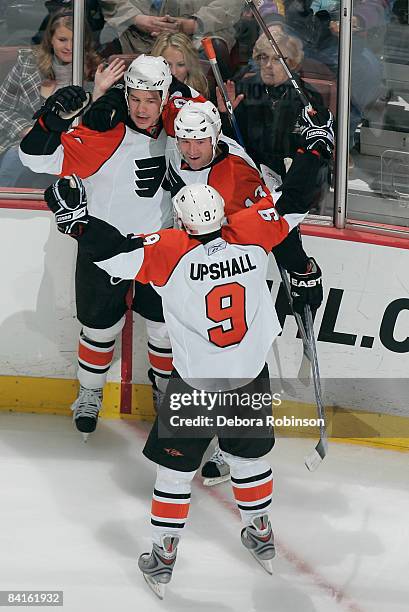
[133,282,173,411]
[140,374,211,598]
[222,450,275,574]
[219,364,275,574]
[73,250,130,438]
[138,463,195,598]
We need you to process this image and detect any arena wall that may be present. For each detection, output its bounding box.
[1,202,408,448]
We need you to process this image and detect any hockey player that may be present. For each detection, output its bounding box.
[163,99,332,484]
[67,182,309,596]
[18,55,186,439]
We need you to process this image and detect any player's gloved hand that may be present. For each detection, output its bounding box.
[83,85,127,131]
[298,106,334,159]
[44,175,88,238]
[33,86,91,132]
[290,257,323,315]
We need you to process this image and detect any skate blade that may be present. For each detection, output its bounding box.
[81,433,90,443]
[202,474,230,486]
[249,550,274,575]
[143,573,166,599]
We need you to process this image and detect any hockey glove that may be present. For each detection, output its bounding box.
[33,86,91,132]
[44,175,88,238]
[83,85,127,132]
[290,257,323,315]
[298,107,335,159]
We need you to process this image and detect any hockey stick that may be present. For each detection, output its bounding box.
[278,264,327,469]
[244,0,313,112]
[303,305,328,470]
[201,37,245,147]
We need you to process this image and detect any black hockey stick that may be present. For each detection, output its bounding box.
[278,264,328,469]
[303,305,328,470]
[245,0,313,112]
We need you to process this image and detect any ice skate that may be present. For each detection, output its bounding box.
[241,514,275,575]
[71,385,103,439]
[138,535,179,599]
[201,446,230,486]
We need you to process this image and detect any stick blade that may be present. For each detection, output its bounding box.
[304,438,328,472]
[297,350,311,385]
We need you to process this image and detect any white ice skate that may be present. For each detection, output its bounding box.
[201,446,230,486]
[241,514,275,575]
[71,385,103,441]
[138,535,179,599]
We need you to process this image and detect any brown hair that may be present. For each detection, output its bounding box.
[151,32,209,97]
[253,24,304,72]
[35,9,100,81]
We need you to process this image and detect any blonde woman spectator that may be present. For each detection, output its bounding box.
[151,32,208,97]
[0,9,125,187]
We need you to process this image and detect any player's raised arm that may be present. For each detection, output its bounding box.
[18,86,91,174]
[275,109,335,216]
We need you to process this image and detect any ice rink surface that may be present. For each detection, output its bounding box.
[1,412,408,612]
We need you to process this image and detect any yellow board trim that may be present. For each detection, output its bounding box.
[0,376,408,451]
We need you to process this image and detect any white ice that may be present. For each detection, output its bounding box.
[1,412,408,612]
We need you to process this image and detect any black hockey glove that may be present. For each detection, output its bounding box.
[290,257,323,315]
[44,175,88,238]
[83,85,127,132]
[298,106,335,159]
[33,86,91,132]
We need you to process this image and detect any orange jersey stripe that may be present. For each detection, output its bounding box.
[232,480,273,503]
[78,344,115,367]
[148,352,173,372]
[151,499,190,520]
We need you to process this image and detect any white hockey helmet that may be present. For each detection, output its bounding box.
[124,54,172,112]
[173,184,225,235]
[175,100,222,162]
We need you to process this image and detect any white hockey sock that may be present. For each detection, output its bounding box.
[150,465,196,546]
[77,317,125,389]
[145,319,173,393]
[222,452,273,527]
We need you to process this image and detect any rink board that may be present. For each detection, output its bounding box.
[0,204,408,448]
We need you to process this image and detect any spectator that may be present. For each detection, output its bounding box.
[219,24,325,179]
[32,1,105,47]
[99,0,245,55]
[0,9,124,188]
[151,32,208,96]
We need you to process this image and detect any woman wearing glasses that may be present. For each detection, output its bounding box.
[217,24,325,181]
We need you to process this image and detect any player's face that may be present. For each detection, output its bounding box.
[177,137,213,170]
[162,46,188,84]
[128,89,162,129]
[51,26,73,64]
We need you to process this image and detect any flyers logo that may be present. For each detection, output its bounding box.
[172,97,188,109]
[134,156,166,198]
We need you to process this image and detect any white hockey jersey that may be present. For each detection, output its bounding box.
[95,198,304,387]
[19,122,172,236]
